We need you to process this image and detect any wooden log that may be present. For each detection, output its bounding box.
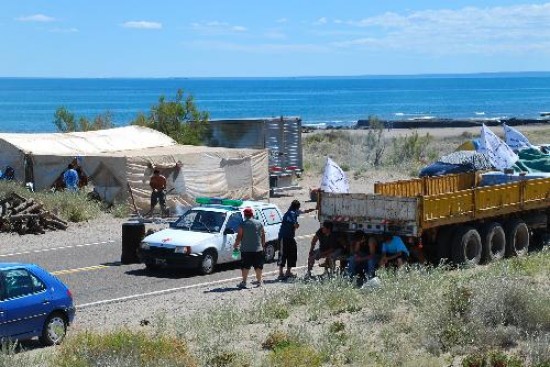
[9,213,40,220]
[46,219,68,230]
[13,199,35,214]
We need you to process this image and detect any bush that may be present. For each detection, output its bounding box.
[52,329,197,367]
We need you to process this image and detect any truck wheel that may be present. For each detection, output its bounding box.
[480,222,506,263]
[436,227,454,266]
[264,242,276,263]
[199,249,217,275]
[451,226,482,266]
[505,219,529,257]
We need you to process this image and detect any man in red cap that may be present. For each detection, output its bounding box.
[233,207,266,288]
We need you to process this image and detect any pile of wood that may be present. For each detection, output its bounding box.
[0,192,68,234]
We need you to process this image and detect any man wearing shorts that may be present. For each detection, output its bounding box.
[234,207,266,289]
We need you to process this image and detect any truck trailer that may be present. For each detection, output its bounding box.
[318,172,550,266]
[207,117,303,195]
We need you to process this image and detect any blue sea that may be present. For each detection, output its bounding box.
[1,74,550,133]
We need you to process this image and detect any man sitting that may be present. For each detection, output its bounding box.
[379,235,409,269]
[306,221,338,278]
[347,231,378,280]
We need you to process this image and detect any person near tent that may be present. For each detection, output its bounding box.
[63,164,79,191]
[149,169,167,216]
[0,166,15,180]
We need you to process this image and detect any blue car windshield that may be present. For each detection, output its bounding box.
[173,210,227,233]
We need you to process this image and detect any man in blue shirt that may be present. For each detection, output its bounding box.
[379,235,409,269]
[277,199,315,280]
[63,164,79,192]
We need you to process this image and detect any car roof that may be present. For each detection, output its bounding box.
[0,262,29,270]
[193,201,279,212]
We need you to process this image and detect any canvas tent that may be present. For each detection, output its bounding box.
[0,126,269,210]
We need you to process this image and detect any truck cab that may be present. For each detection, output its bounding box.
[138,198,283,274]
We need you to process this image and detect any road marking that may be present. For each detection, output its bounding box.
[52,264,110,275]
[0,240,115,258]
[77,266,308,310]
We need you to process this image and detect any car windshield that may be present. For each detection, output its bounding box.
[173,210,227,233]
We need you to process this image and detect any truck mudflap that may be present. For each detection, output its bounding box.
[319,192,420,236]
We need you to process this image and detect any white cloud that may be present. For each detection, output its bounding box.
[265,30,287,40]
[122,21,162,30]
[334,3,550,55]
[191,21,248,35]
[314,17,328,25]
[16,14,55,22]
[49,27,79,33]
[276,18,288,24]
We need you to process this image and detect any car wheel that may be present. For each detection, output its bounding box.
[40,312,68,346]
[199,249,217,275]
[264,242,276,263]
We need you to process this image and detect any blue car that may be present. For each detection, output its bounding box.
[0,263,75,346]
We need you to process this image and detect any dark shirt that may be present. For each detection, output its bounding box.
[315,229,338,253]
[278,209,300,239]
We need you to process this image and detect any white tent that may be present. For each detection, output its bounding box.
[0,126,269,210]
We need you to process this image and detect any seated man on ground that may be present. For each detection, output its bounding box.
[379,235,409,269]
[347,231,378,280]
[306,221,338,278]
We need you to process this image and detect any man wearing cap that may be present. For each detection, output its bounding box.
[234,207,266,289]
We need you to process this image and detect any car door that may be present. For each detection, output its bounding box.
[220,212,242,262]
[261,207,283,242]
[0,268,50,339]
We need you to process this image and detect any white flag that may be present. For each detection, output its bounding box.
[503,123,534,151]
[320,157,349,193]
[478,124,518,170]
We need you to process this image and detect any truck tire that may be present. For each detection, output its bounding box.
[505,219,529,257]
[436,227,454,266]
[479,222,506,263]
[451,226,482,266]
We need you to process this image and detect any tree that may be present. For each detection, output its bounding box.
[53,107,114,132]
[131,89,210,145]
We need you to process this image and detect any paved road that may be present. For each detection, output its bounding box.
[2,215,321,306]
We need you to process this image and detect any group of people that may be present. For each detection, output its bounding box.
[232,198,411,289]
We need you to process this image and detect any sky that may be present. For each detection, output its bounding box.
[2,0,550,77]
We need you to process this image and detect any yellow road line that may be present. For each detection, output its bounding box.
[52,264,110,275]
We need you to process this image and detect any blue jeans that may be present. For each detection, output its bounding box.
[347,255,377,279]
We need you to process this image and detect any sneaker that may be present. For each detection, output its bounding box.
[255,281,264,288]
[237,281,247,289]
[276,274,286,281]
[285,273,297,279]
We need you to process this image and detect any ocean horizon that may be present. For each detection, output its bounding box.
[1,73,550,133]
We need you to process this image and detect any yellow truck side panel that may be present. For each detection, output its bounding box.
[374,172,478,197]
[420,178,550,229]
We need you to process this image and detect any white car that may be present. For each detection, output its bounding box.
[138,198,283,274]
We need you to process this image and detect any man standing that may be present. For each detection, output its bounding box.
[277,200,315,280]
[63,164,79,192]
[234,207,266,289]
[149,169,167,216]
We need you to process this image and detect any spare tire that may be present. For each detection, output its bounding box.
[505,219,529,257]
[479,222,506,263]
[452,226,482,266]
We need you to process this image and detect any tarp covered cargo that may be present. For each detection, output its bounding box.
[0,126,269,210]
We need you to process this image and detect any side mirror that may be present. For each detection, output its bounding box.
[223,228,235,235]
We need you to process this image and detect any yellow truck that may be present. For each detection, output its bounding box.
[318,172,550,265]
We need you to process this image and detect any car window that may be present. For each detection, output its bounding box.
[30,273,46,292]
[3,268,41,299]
[263,208,282,225]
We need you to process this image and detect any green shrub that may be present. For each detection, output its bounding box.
[267,342,322,367]
[52,329,197,367]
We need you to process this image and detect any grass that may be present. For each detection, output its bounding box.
[2,252,549,366]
